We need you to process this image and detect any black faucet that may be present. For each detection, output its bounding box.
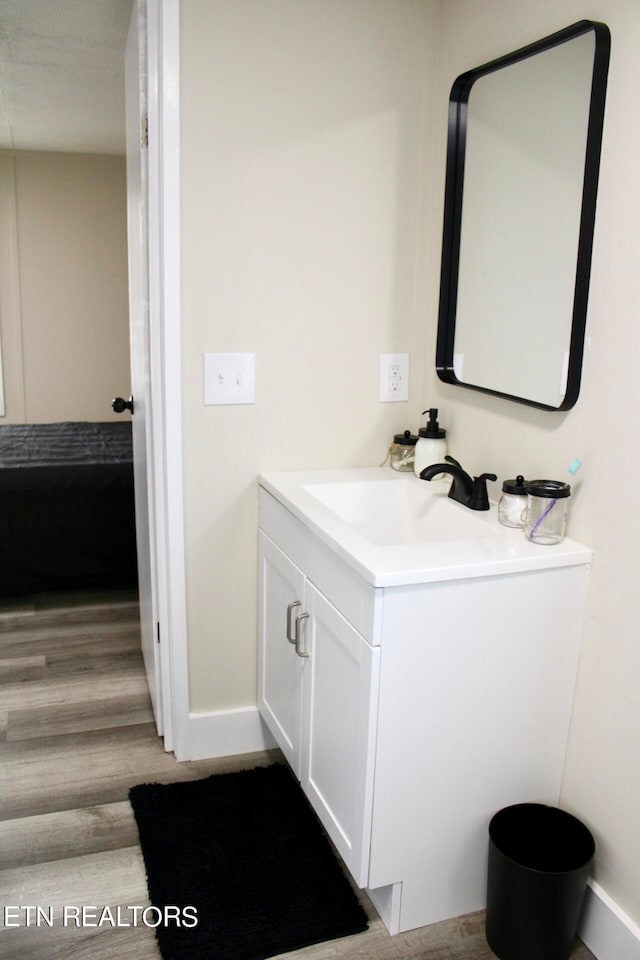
[420,455,497,511]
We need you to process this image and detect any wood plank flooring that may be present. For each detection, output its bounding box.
[0,589,597,960]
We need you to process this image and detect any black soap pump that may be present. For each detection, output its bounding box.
[413,408,447,477]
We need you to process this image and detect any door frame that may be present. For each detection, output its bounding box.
[145,0,190,758]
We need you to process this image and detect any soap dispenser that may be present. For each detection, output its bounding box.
[414,408,447,478]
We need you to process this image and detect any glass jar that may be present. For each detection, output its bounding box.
[525,480,571,545]
[498,475,528,528]
[390,431,418,472]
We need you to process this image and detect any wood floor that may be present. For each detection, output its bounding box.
[0,589,597,960]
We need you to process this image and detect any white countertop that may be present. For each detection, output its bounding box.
[259,467,592,587]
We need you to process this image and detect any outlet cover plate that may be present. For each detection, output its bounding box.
[379,353,409,402]
[204,353,256,405]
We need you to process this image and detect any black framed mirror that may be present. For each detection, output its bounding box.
[436,20,610,411]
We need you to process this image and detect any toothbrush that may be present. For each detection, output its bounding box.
[527,459,582,541]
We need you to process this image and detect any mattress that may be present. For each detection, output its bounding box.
[0,421,138,597]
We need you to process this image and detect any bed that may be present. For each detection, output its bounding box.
[0,421,138,597]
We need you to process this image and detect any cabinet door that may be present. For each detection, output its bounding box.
[258,532,306,777]
[301,582,380,887]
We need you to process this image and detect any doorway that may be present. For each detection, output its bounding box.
[0,0,188,755]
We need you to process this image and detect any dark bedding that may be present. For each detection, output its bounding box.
[0,421,138,597]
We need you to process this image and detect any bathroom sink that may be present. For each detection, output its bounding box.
[303,478,497,546]
[259,467,591,587]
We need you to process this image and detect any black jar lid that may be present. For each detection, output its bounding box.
[527,479,571,499]
[393,430,418,446]
[501,475,528,496]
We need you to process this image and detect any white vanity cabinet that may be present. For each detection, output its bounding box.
[258,531,380,886]
[257,471,592,936]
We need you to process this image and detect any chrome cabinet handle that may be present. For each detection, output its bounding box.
[286,601,301,643]
[294,612,310,658]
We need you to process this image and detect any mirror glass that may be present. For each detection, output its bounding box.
[436,21,610,410]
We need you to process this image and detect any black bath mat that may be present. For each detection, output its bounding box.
[129,764,369,960]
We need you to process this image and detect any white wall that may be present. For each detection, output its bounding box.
[427,0,640,926]
[180,0,438,713]
[180,0,640,933]
[0,151,131,423]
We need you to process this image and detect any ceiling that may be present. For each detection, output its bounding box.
[0,0,133,155]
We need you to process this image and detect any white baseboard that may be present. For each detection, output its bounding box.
[183,706,277,761]
[578,879,640,960]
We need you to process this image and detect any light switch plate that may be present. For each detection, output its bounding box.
[379,353,409,402]
[204,353,255,405]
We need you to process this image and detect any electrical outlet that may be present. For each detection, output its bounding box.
[379,353,409,402]
[204,353,256,405]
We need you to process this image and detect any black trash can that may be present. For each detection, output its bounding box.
[486,803,595,960]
